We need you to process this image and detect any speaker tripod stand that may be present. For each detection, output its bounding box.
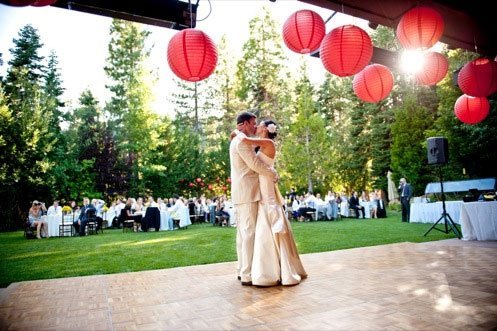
[424,166,462,239]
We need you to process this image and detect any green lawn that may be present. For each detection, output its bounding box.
[0,210,457,287]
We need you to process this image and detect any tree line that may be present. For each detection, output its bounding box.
[1,7,495,230]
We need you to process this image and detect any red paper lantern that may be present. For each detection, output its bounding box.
[167,29,218,82]
[458,58,497,97]
[196,177,202,183]
[353,64,393,103]
[226,177,231,183]
[397,6,444,50]
[454,94,490,124]
[282,9,325,54]
[320,25,373,77]
[415,52,448,85]
[31,0,57,6]
[208,184,213,190]
[188,183,195,188]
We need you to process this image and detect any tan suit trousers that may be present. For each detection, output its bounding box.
[236,201,259,282]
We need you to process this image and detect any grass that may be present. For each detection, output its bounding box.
[0,209,458,288]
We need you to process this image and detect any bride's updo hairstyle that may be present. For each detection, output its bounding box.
[263,120,277,140]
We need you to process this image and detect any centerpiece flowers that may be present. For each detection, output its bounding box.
[62,206,72,214]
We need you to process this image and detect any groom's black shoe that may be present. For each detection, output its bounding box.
[241,281,252,286]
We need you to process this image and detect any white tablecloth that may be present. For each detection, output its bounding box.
[45,214,76,237]
[460,201,497,241]
[410,201,462,224]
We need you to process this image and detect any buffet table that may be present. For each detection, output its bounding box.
[460,201,497,240]
[410,201,462,224]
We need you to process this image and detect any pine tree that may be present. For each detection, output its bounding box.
[280,72,330,193]
[104,19,157,196]
[1,25,52,229]
[235,6,291,125]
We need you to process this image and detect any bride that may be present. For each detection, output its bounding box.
[234,120,307,286]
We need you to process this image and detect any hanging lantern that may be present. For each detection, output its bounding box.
[282,9,325,54]
[167,29,218,82]
[457,58,497,97]
[320,25,373,77]
[353,64,393,103]
[31,0,57,6]
[196,177,202,183]
[188,182,195,188]
[415,52,448,85]
[396,6,444,50]
[208,184,213,190]
[454,94,490,124]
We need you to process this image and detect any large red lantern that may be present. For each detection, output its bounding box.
[282,10,325,54]
[320,25,373,77]
[31,0,57,6]
[397,6,444,50]
[415,52,448,85]
[454,94,490,124]
[458,58,497,97]
[353,64,393,103]
[167,29,218,82]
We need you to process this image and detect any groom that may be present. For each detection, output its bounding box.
[230,111,278,285]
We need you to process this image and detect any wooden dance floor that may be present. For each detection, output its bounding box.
[1,239,496,330]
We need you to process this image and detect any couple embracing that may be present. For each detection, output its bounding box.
[230,111,307,287]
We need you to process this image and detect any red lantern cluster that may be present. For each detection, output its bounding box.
[396,6,444,50]
[415,52,448,86]
[353,64,393,103]
[2,0,57,5]
[282,10,325,54]
[167,29,218,82]
[454,94,490,125]
[458,58,497,97]
[320,25,373,77]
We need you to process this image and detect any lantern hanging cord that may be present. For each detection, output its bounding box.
[196,0,212,22]
[474,36,478,54]
[324,11,337,24]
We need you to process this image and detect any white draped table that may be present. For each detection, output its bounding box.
[410,201,462,224]
[460,201,497,241]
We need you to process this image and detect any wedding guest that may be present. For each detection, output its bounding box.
[47,200,62,216]
[28,200,49,239]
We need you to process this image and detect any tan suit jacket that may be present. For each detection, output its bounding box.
[230,135,276,205]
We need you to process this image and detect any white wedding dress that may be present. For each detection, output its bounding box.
[251,152,307,286]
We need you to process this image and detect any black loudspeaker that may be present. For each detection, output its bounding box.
[427,137,448,165]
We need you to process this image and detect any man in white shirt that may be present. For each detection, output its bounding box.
[47,200,62,216]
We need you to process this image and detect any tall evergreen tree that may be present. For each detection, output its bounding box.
[235,6,291,125]
[104,19,157,196]
[1,25,51,229]
[280,72,330,193]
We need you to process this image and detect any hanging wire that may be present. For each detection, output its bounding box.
[188,0,193,28]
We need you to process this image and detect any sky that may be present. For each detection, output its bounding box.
[0,0,369,116]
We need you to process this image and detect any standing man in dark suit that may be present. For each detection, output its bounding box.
[398,178,413,222]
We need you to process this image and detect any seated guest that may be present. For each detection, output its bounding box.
[28,200,49,239]
[349,191,365,219]
[91,198,105,231]
[376,190,387,218]
[47,200,62,216]
[369,192,378,219]
[125,197,143,231]
[75,197,96,236]
[291,195,301,219]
